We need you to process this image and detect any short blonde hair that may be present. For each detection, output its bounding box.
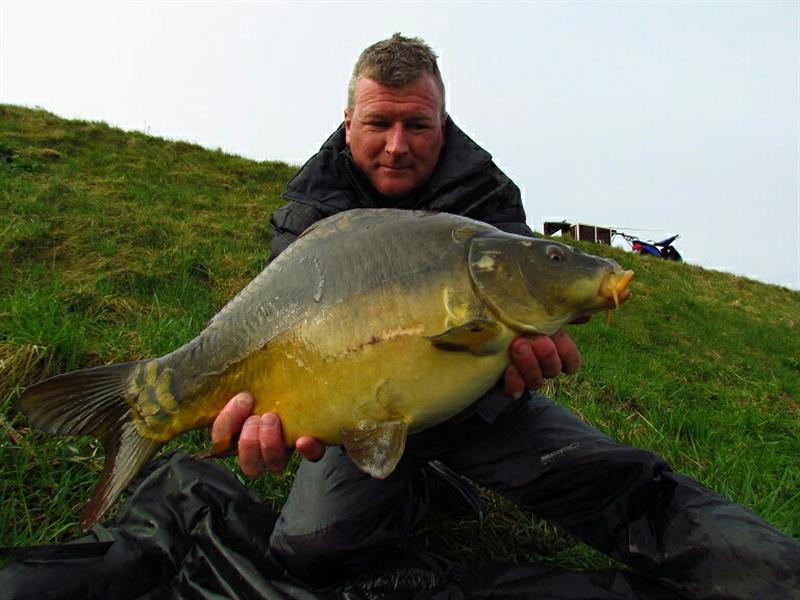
[348,33,446,117]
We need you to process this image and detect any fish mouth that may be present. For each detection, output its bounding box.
[599,269,634,309]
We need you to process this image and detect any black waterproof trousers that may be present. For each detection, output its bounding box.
[270,392,800,598]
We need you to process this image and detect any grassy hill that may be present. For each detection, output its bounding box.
[1,105,798,569]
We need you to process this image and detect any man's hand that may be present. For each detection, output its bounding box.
[503,330,582,398]
[211,391,325,477]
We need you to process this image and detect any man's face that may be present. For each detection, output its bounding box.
[345,74,446,198]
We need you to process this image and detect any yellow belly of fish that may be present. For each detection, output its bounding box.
[150,279,515,445]
[247,284,514,444]
[245,328,510,445]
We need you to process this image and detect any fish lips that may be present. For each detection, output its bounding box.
[599,269,635,310]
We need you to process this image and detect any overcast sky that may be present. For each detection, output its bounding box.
[2,1,798,290]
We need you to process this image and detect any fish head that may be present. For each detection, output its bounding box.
[468,233,633,335]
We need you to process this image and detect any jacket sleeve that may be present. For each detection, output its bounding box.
[268,201,326,262]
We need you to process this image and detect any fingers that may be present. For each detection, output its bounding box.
[530,335,564,378]
[212,392,325,477]
[504,331,582,397]
[260,413,292,473]
[503,362,528,399]
[296,435,326,462]
[507,338,546,393]
[238,414,268,476]
[210,391,254,456]
[550,330,581,374]
[238,412,291,476]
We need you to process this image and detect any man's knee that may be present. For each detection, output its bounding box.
[517,438,673,526]
[269,451,428,580]
[269,522,350,580]
[269,497,428,581]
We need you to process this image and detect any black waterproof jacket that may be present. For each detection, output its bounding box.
[269,117,533,259]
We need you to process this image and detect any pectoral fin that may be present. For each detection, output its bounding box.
[426,318,504,355]
[341,420,408,479]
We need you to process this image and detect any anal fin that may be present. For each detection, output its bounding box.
[341,420,408,479]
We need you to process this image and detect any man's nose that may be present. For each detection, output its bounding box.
[385,124,409,156]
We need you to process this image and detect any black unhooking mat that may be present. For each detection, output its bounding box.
[0,451,685,599]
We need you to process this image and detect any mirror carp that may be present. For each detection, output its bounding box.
[21,209,633,528]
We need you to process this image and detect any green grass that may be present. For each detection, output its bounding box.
[1,105,798,572]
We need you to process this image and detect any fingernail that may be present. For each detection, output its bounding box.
[261,413,278,427]
[242,415,260,430]
[511,390,523,400]
[235,392,252,407]
[514,344,530,358]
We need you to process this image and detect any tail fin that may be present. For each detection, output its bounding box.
[20,362,163,529]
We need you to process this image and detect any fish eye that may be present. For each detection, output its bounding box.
[546,246,565,262]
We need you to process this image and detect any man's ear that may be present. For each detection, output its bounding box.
[344,107,352,146]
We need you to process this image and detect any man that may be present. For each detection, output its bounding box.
[213,34,799,597]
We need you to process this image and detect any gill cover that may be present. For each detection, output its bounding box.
[467,233,613,335]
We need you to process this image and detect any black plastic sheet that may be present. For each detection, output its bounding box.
[0,451,781,599]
